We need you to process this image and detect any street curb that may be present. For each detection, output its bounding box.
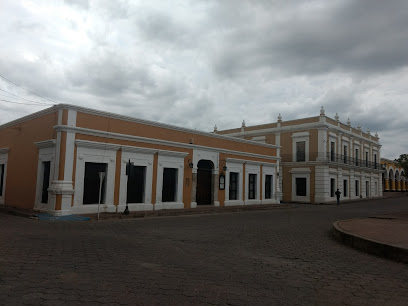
[0,207,38,220]
[332,220,408,264]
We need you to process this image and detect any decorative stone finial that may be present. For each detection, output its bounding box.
[214,125,218,132]
[335,113,339,121]
[347,118,351,126]
[366,128,370,135]
[242,120,246,128]
[357,123,361,131]
[320,106,325,116]
[277,113,282,121]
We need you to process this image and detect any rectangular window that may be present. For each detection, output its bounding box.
[127,166,146,203]
[265,175,272,199]
[41,161,51,204]
[83,162,107,204]
[374,154,377,169]
[296,141,306,162]
[162,168,177,202]
[331,142,335,162]
[229,172,239,200]
[366,181,369,197]
[330,178,335,197]
[343,180,348,197]
[343,145,347,163]
[365,152,368,167]
[0,164,4,197]
[248,174,257,199]
[355,149,359,166]
[296,178,307,196]
[355,180,359,196]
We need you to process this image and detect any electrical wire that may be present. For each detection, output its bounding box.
[0,98,53,106]
[0,88,52,105]
[0,73,60,104]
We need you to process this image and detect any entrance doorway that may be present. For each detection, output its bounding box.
[196,160,214,205]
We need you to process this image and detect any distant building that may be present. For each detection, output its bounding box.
[381,158,406,192]
[0,104,280,215]
[217,107,383,203]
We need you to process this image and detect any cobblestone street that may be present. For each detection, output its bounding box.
[1,197,408,305]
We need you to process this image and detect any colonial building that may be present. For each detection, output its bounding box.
[0,104,280,215]
[381,158,406,192]
[216,107,383,203]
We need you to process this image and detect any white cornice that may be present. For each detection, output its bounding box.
[75,140,121,151]
[35,139,56,149]
[158,150,189,158]
[226,158,277,166]
[223,121,381,146]
[56,125,280,161]
[52,104,279,149]
[0,106,59,130]
[0,147,9,154]
[121,145,158,155]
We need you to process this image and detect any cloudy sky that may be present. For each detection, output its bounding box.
[0,0,407,159]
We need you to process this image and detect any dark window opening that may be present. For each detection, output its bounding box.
[343,146,347,163]
[41,161,51,204]
[374,154,377,169]
[83,162,107,204]
[330,178,335,197]
[248,174,257,199]
[355,149,359,166]
[127,166,146,203]
[343,180,348,197]
[366,181,369,197]
[265,175,272,199]
[296,178,307,196]
[162,168,177,202]
[0,164,4,197]
[296,141,305,162]
[331,142,335,161]
[365,152,368,167]
[229,172,238,200]
[355,180,359,196]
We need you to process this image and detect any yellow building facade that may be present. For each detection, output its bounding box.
[381,158,406,192]
[217,107,383,203]
[0,104,280,215]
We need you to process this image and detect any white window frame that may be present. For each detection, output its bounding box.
[262,164,277,204]
[34,141,56,211]
[155,150,188,210]
[73,140,119,214]
[0,148,9,205]
[292,132,310,162]
[225,160,244,206]
[245,162,261,205]
[290,168,311,202]
[119,146,157,211]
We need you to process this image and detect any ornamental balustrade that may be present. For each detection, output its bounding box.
[281,152,381,170]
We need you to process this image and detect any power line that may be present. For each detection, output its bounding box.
[0,88,52,105]
[0,98,52,106]
[0,73,60,104]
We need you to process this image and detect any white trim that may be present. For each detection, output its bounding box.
[75,139,121,151]
[34,147,55,211]
[119,151,154,211]
[56,125,280,161]
[73,146,117,213]
[225,161,244,206]
[262,165,277,204]
[245,163,261,204]
[121,145,158,154]
[0,150,8,205]
[155,154,185,210]
[35,140,56,149]
[292,172,310,203]
[292,133,309,162]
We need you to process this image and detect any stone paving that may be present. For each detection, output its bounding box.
[1,197,408,305]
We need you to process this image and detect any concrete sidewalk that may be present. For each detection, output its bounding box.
[333,212,408,263]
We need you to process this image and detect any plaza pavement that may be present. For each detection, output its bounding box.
[0,195,408,305]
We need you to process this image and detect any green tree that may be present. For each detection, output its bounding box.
[395,154,408,176]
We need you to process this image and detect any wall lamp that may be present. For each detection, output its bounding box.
[188,159,194,169]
